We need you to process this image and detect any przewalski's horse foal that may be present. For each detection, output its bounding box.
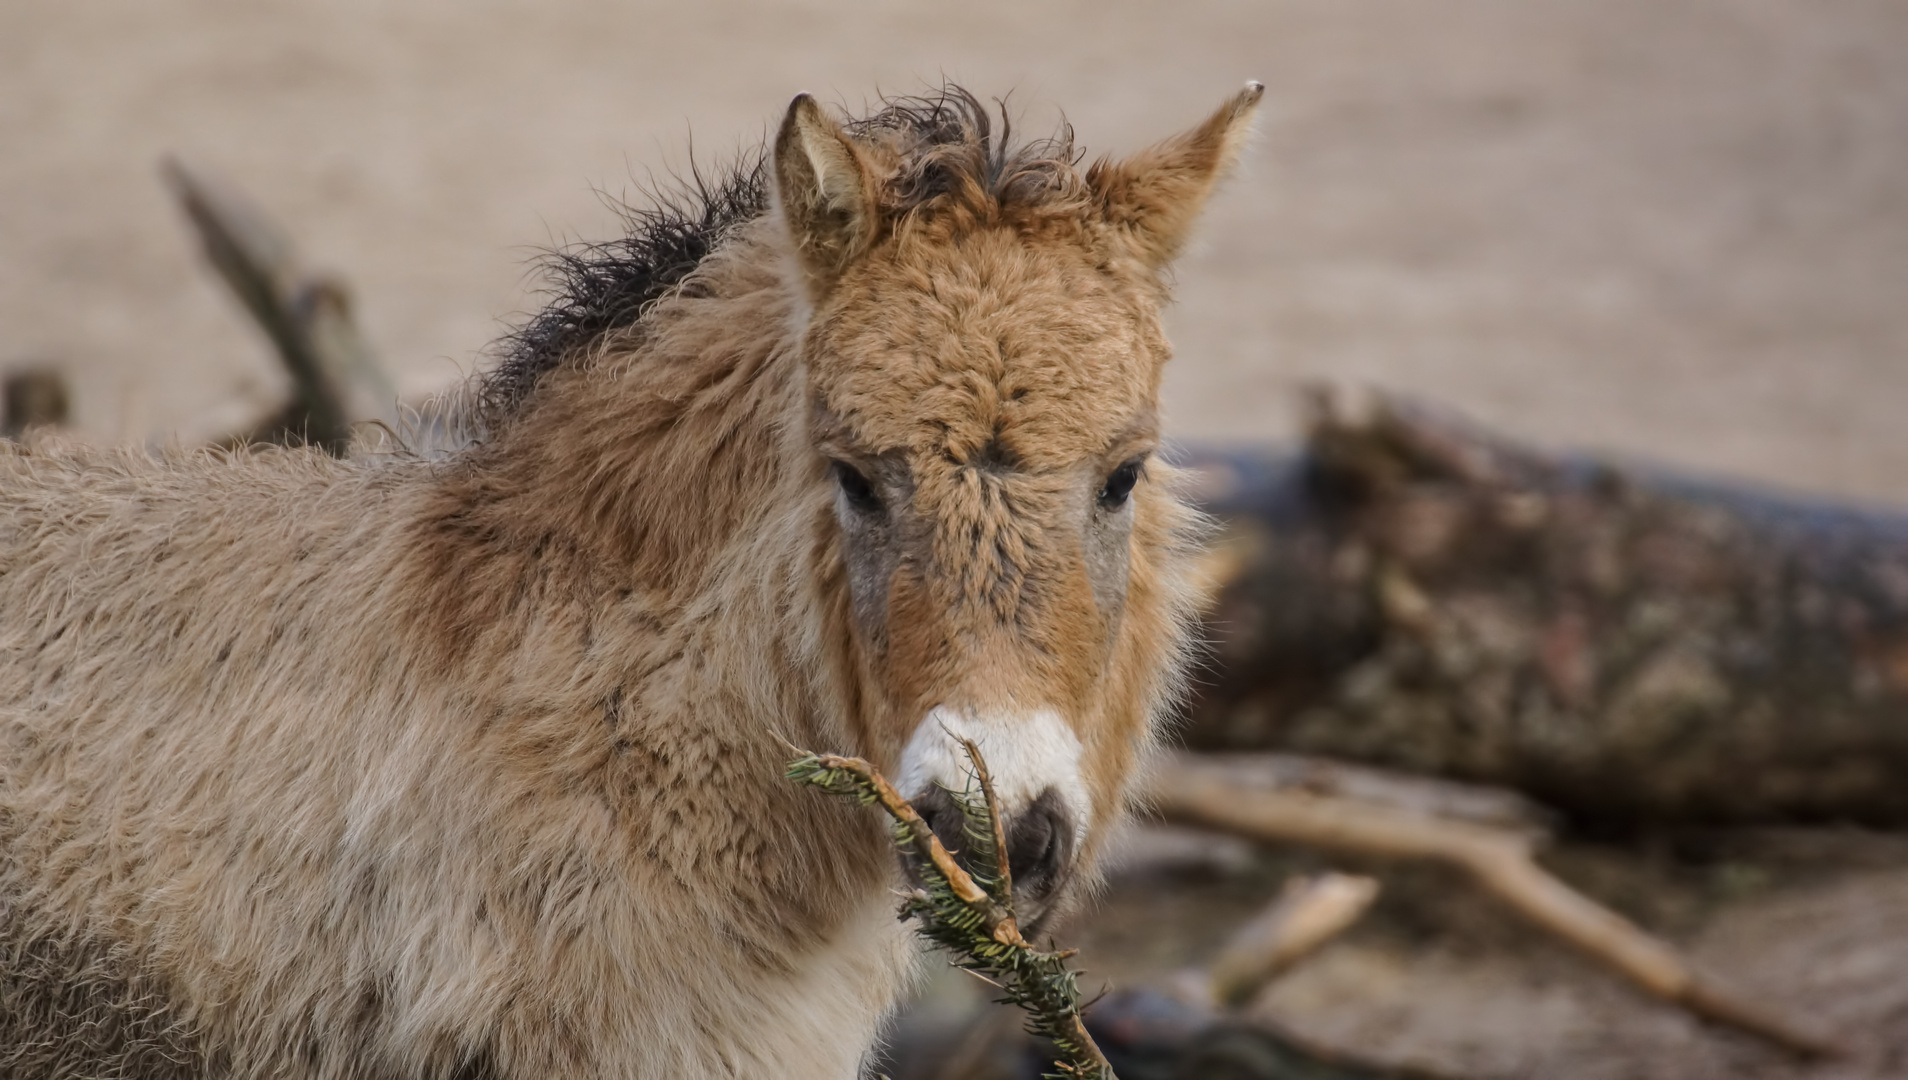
[0,82,1261,1078]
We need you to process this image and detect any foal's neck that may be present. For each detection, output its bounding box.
[472,226,807,593]
[415,225,842,732]
[399,225,894,960]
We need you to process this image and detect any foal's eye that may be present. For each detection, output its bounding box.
[832,461,883,514]
[1097,458,1146,511]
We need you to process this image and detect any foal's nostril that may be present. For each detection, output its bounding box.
[907,785,1074,902]
[1005,789,1074,900]
[910,786,968,861]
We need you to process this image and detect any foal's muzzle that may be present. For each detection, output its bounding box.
[910,785,1077,927]
[893,704,1092,929]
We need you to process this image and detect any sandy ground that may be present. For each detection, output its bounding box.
[3,0,1906,501]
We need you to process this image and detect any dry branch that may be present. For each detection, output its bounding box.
[163,159,394,454]
[1205,872,1380,1009]
[1146,753,1842,1058]
[787,750,1114,1078]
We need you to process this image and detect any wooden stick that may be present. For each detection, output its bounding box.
[1147,754,1842,1058]
[807,754,1002,916]
[1207,872,1381,1008]
[163,159,394,454]
[797,752,1111,1075]
[805,752,1035,953]
[959,736,1016,903]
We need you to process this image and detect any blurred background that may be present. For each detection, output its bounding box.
[6,2,1907,1078]
[5,0,1905,498]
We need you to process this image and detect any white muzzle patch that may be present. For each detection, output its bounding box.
[895,705,1092,848]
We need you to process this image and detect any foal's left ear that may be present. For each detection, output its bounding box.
[1087,81,1264,270]
[774,93,881,303]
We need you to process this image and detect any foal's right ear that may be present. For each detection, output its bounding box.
[774,94,880,303]
[1088,81,1264,271]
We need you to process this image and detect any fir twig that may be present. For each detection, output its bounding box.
[787,749,1116,1080]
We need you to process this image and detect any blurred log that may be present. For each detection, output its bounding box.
[1163,753,1555,836]
[2,368,69,437]
[1148,753,1842,1058]
[163,159,394,454]
[1181,392,1908,826]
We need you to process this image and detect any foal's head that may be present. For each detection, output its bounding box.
[778,85,1261,923]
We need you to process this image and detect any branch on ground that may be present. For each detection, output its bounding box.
[1147,752,1843,1059]
[1205,872,1381,1009]
[163,159,394,454]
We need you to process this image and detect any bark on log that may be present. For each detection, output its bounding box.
[1180,393,1908,826]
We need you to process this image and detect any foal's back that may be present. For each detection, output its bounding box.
[0,443,444,1075]
[0,443,418,782]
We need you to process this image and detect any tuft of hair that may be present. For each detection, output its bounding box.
[470,85,1085,434]
[841,85,1084,222]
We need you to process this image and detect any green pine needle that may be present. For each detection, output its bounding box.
[787,749,1116,1080]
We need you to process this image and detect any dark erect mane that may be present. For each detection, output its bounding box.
[475,86,1082,430]
[475,155,772,427]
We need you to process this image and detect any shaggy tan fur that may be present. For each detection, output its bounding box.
[0,82,1259,1079]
